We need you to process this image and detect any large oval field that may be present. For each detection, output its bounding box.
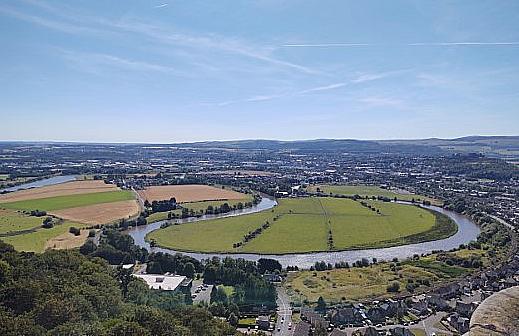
[148,197,457,254]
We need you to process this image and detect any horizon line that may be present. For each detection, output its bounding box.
[0,134,518,146]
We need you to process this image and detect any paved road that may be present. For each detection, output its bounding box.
[488,214,515,231]
[273,287,293,336]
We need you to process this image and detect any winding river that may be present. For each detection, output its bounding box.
[127,196,481,268]
[1,175,78,192]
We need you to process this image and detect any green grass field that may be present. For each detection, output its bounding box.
[285,250,475,303]
[147,209,183,223]
[146,197,253,223]
[181,196,253,213]
[1,221,85,252]
[307,184,439,204]
[0,190,135,211]
[0,207,88,253]
[0,208,44,235]
[148,197,456,254]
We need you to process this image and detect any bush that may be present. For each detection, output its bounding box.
[42,217,54,229]
[69,227,81,236]
[387,281,400,293]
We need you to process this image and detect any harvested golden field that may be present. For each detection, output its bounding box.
[138,185,247,203]
[0,180,118,203]
[45,229,91,250]
[50,200,140,225]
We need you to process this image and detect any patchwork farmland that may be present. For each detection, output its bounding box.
[0,180,140,252]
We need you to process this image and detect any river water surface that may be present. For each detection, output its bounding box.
[1,175,78,192]
[127,196,480,268]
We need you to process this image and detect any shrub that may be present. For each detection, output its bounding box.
[387,281,400,293]
[69,227,81,236]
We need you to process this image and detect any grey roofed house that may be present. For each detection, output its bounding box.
[434,283,461,299]
[329,306,357,325]
[455,300,476,317]
[361,326,381,336]
[256,315,270,330]
[292,321,310,336]
[407,295,429,315]
[426,294,449,310]
[366,306,386,324]
[386,299,407,316]
[329,329,347,336]
[388,326,414,336]
[448,313,470,334]
[301,307,329,328]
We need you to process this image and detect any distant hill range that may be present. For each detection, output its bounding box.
[176,136,519,160]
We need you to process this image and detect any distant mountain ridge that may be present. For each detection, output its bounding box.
[175,136,519,159]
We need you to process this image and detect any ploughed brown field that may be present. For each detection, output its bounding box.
[137,184,247,203]
[50,200,140,225]
[0,180,118,203]
[45,229,91,250]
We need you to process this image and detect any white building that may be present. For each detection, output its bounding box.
[134,274,187,291]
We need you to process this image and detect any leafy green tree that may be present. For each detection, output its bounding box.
[183,262,195,279]
[316,296,327,312]
[228,312,239,326]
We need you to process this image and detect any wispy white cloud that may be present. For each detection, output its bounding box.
[351,69,410,83]
[282,42,519,47]
[213,68,409,106]
[214,82,347,106]
[0,5,102,35]
[154,3,169,9]
[298,82,347,94]
[4,1,320,76]
[58,49,185,76]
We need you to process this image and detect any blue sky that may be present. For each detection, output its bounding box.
[1,0,519,143]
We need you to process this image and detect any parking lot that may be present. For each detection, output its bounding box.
[190,279,213,304]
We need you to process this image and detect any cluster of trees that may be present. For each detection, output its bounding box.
[202,257,276,309]
[327,228,334,250]
[439,155,519,181]
[234,220,272,248]
[146,252,202,279]
[406,278,431,293]
[359,201,381,214]
[119,214,148,229]
[80,229,149,265]
[257,258,282,274]
[436,252,483,269]
[208,287,241,326]
[310,257,374,272]
[311,261,333,271]
[0,241,237,336]
[29,210,47,217]
[285,265,300,271]
[144,198,177,214]
[41,217,55,229]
